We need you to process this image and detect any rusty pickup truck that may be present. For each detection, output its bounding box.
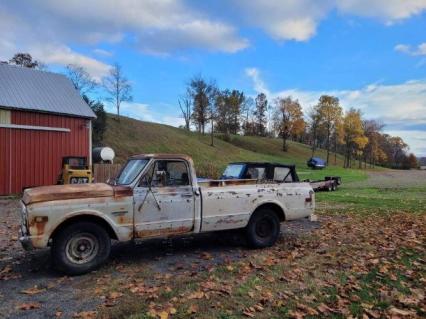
[19,154,315,275]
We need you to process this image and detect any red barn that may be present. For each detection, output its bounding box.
[0,64,95,195]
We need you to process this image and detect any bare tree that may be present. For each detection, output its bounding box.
[178,90,192,131]
[66,64,98,96]
[103,63,132,120]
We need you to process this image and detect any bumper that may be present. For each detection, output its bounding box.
[19,234,34,251]
[19,224,34,250]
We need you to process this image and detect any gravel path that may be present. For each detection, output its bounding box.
[0,199,320,319]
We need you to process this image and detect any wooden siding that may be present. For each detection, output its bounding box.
[0,110,90,195]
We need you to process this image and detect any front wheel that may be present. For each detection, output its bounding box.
[246,209,280,248]
[52,222,111,275]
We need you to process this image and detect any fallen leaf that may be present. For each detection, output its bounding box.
[17,302,41,310]
[21,286,46,295]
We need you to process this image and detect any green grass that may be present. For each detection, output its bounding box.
[317,185,426,213]
[103,114,367,181]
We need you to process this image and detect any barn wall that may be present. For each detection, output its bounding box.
[0,110,90,195]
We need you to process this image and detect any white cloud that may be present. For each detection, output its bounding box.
[245,68,270,95]
[336,0,426,22]
[0,0,248,56]
[246,69,426,155]
[231,0,426,42]
[1,0,424,63]
[395,43,426,56]
[34,45,111,81]
[93,49,114,57]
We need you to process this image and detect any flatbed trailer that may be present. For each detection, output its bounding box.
[309,176,341,192]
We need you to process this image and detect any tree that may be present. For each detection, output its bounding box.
[242,97,256,136]
[254,93,268,136]
[178,91,192,131]
[307,105,321,157]
[103,63,133,120]
[342,108,368,168]
[9,53,40,68]
[362,120,385,168]
[273,97,305,152]
[188,75,215,135]
[83,96,107,145]
[316,95,342,164]
[405,153,418,169]
[66,64,98,96]
[215,89,245,137]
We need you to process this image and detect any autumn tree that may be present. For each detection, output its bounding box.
[273,97,305,152]
[307,105,321,157]
[316,95,342,164]
[342,108,368,168]
[362,120,385,168]
[188,75,216,135]
[254,93,268,136]
[103,63,133,120]
[66,64,98,96]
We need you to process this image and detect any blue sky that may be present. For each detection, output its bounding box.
[1,0,426,155]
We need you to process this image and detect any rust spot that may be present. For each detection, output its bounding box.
[23,183,113,205]
[135,226,192,239]
[113,186,133,197]
[117,215,132,225]
[29,216,48,236]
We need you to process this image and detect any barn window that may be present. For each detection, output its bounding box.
[0,109,11,124]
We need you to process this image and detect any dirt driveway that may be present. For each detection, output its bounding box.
[0,198,320,319]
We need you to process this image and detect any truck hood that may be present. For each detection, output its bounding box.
[22,183,133,205]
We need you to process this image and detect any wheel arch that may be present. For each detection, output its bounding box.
[252,202,286,222]
[49,214,119,243]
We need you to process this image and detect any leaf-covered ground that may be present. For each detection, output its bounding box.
[0,170,425,319]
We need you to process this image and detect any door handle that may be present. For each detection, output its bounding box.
[181,194,193,198]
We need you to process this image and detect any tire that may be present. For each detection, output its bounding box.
[52,222,111,275]
[246,209,280,248]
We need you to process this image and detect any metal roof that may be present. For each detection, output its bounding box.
[0,64,96,118]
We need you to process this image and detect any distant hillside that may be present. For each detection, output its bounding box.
[103,115,363,181]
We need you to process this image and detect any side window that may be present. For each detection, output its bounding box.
[150,160,190,187]
[246,167,266,180]
[274,167,291,182]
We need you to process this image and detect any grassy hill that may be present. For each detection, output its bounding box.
[103,115,366,182]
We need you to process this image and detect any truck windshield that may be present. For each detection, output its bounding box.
[115,159,149,185]
[221,164,245,179]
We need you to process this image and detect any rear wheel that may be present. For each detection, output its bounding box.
[246,209,280,248]
[52,222,111,275]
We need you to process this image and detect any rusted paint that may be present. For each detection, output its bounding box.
[23,183,113,205]
[28,216,48,236]
[112,185,133,197]
[135,226,192,239]
[117,215,132,225]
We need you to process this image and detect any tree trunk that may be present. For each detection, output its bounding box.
[210,119,214,146]
[282,136,287,152]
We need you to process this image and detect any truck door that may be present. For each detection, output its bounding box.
[133,159,195,238]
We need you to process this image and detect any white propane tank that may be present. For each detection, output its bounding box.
[92,147,115,164]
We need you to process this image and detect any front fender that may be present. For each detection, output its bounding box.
[26,199,133,248]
